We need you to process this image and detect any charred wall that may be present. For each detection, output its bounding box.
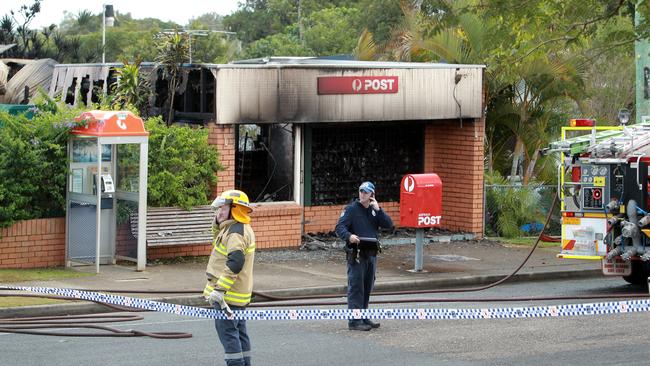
[50,64,215,125]
[309,122,424,205]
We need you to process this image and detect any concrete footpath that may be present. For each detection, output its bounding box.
[0,238,604,318]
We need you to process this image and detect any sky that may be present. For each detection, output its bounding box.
[1,0,241,29]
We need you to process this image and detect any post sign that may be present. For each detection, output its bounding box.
[317,76,399,95]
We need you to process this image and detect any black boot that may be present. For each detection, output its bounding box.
[363,319,380,329]
[348,321,372,331]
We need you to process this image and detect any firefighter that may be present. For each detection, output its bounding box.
[335,181,394,331]
[204,189,256,366]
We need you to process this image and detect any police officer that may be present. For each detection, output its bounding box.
[335,181,394,331]
[204,190,256,366]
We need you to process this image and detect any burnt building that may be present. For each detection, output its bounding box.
[50,58,485,252]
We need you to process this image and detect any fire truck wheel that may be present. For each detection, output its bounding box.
[622,260,650,286]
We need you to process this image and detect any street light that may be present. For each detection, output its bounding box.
[102,4,115,64]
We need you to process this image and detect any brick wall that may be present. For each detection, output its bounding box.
[425,119,484,236]
[208,123,235,196]
[0,119,484,268]
[146,202,303,260]
[0,218,65,268]
[304,202,400,234]
[148,244,212,260]
[249,203,302,248]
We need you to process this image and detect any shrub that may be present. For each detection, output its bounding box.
[145,116,223,209]
[0,107,223,228]
[484,171,546,238]
[0,106,82,228]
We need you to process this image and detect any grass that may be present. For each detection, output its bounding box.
[0,267,93,283]
[495,236,559,248]
[0,297,71,308]
[0,268,93,308]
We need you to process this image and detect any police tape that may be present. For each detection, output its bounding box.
[2,285,649,321]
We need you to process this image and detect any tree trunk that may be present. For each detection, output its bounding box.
[486,145,493,174]
[166,73,176,126]
[523,145,540,185]
[510,137,524,181]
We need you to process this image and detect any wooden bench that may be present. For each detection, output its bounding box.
[130,206,214,247]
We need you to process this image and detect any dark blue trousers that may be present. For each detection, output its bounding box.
[214,305,251,366]
[347,254,377,326]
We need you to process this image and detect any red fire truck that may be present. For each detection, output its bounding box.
[548,116,650,285]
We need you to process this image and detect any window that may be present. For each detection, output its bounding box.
[235,124,295,202]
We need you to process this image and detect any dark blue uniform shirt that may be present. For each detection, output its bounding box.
[335,200,393,244]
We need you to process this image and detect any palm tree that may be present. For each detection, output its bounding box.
[155,30,189,126]
[366,0,586,184]
[111,59,151,117]
[75,10,93,31]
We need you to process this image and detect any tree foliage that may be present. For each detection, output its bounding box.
[110,59,152,117]
[155,30,189,125]
[2,0,649,188]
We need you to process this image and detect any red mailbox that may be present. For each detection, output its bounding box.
[400,173,442,228]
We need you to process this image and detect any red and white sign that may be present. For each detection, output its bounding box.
[317,76,399,95]
[71,110,149,137]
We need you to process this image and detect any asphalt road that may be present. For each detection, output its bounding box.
[2,277,648,366]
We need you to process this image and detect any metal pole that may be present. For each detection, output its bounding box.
[137,141,149,271]
[102,4,106,64]
[188,34,192,64]
[414,228,424,272]
[96,142,102,274]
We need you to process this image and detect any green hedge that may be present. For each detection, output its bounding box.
[0,107,223,228]
[145,116,223,208]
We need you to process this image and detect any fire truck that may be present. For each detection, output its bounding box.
[547,115,650,285]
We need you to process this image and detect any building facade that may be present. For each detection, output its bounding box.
[46,58,485,259]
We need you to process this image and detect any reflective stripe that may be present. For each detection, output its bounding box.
[246,244,256,254]
[214,244,227,256]
[212,237,228,256]
[224,290,252,304]
[242,351,252,358]
[203,284,214,296]
[217,276,234,290]
[224,352,244,360]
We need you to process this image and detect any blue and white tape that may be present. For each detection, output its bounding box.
[2,285,649,321]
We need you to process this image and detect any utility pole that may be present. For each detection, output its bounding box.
[102,4,115,64]
[636,3,650,123]
[298,0,304,45]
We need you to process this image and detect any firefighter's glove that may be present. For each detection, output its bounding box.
[207,290,233,316]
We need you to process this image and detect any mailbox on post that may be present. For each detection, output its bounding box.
[400,174,442,228]
[399,173,443,272]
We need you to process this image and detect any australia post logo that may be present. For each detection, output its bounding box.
[418,213,441,226]
[318,76,399,95]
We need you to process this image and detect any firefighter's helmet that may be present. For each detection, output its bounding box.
[211,190,253,224]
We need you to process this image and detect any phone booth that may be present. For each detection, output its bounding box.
[66,110,149,273]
